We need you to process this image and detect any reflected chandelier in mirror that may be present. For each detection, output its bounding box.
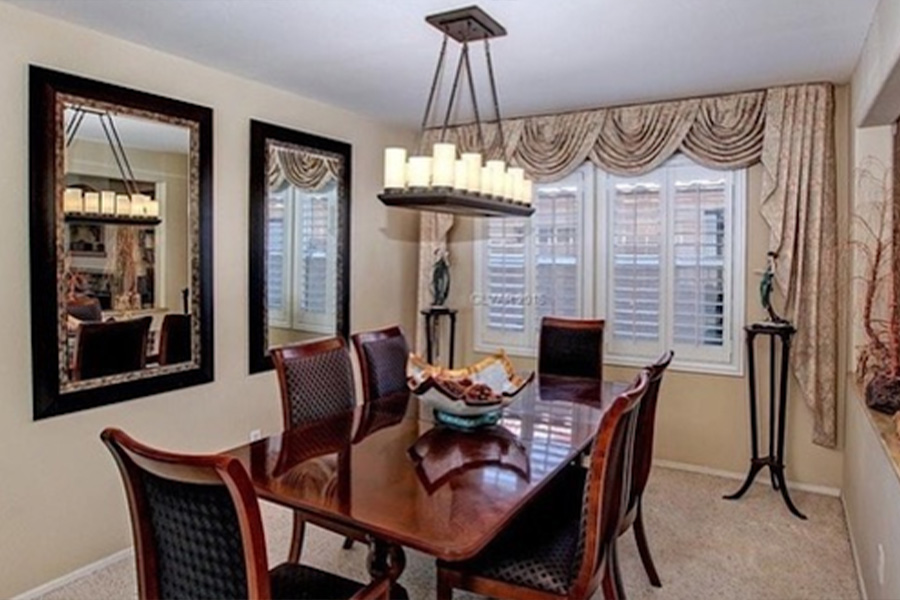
[30,66,214,419]
[249,120,351,373]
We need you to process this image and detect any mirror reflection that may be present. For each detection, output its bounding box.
[265,141,341,349]
[62,103,195,386]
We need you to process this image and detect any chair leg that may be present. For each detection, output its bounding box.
[633,501,662,587]
[611,540,626,600]
[288,512,306,563]
[436,567,453,600]
[601,551,619,600]
[342,537,355,550]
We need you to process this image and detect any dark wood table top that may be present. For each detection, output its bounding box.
[226,377,627,562]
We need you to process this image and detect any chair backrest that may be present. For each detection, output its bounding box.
[271,337,356,430]
[569,370,649,599]
[538,317,605,380]
[100,428,271,600]
[158,314,192,365]
[351,325,411,403]
[629,350,674,510]
[67,295,103,322]
[72,316,152,381]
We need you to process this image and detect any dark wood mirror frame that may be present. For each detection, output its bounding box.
[248,120,351,373]
[30,66,214,419]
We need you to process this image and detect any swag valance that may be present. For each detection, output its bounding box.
[417,82,837,447]
[267,143,341,192]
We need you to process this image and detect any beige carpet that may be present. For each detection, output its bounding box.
[39,468,859,600]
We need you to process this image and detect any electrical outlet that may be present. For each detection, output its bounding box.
[249,429,262,442]
[878,543,886,586]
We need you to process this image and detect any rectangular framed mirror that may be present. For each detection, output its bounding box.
[30,66,214,419]
[248,120,351,373]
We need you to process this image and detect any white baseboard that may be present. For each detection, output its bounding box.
[10,547,133,600]
[842,495,869,600]
[654,459,842,498]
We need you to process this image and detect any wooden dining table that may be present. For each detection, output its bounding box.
[225,376,627,596]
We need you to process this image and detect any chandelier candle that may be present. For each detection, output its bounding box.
[408,156,432,188]
[431,143,456,187]
[384,147,407,189]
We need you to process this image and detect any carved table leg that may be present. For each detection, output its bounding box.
[366,537,408,599]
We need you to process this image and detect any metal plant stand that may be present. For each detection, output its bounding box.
[724,321,807,519]
[421,307,457,367]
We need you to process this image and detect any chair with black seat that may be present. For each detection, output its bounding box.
[436,370,650,600]
[271,337,365,561]
[72,316,152,381]
[101,428,389,600]
[538,317,605,381]
[618,350,674,588]
[351,325,411,404]
[158,313,192,365]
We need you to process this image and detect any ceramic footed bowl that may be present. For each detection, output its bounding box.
[406,351,534,423]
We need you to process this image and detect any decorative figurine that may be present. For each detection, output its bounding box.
[759,251,787,323]
[430,248,451,307]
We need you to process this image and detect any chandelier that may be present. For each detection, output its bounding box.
[379,6,534,218]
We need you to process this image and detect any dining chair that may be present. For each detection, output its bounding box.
[271,337,365,561]
[100,428,390,600]
[436,369,650,600]
[619,350,674,588]
[72,316,152,380]
[351,325,411,403]
[157,314,192,365]
[538,317,605,380]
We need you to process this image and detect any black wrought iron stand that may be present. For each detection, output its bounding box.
[724,321,807,519]
[421,307,457,367]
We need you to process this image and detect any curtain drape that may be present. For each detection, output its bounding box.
[267,145,341,191]
[413,81,838,448]
[760,85,837,447]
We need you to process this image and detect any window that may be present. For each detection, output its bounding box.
[474,156,745,375]
[475,170,587,354]
[267,182,337,334]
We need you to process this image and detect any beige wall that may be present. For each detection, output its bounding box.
[447,86,852,490]
[0,3,418,597]
[844,122,900,600]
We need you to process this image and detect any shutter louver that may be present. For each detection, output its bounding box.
[672,178,727,349]
[611,182,662,344]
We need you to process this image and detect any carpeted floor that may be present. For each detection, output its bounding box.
[39,468,860,600]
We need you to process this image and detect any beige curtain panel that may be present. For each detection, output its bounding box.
[416,82,838,447]
[267,145,341,191]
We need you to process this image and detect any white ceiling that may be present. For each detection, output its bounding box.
[65,107,189,153]
[12,0,879,127]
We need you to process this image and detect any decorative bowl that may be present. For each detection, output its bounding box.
[407,350,534,429]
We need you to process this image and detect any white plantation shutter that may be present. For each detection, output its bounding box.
[483,217,529,348]
[477,170,586,352]
[606,158,741,369]
[267,184,338,334]
[608,178,663,356]
[669,167,732,362]
[293,188,337,332]
[266,190,290,328]
[534,185,582,326]
[476,157,743,373]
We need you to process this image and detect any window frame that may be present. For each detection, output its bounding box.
[473,155,746,377]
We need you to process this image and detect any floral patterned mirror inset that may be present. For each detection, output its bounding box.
[30,67,214,419]
[249,120,351,373]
